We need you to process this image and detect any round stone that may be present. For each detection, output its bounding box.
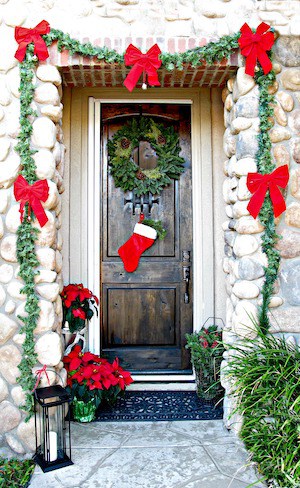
[5,300,16,314]
[31,117,56,149]
[33,211,56,247]
[291,169,300,200]
[235,216,264,234]
[233,235,259,257]
[41,104,63,123]
[276,91,294,112]
[34,299,55,334]
[55,250,62,273]
[235,95,259,118]
[0,263,14,283]
[36,247,56,270]
[276,229,300,259]
[269,296,284,308]
[0,401,21,433]
[6,66,20,98]
[232,300,258,339]
[0,376,8,402]
[0,189,11,214]
[237,176,252,201]
[13,333,25,345]
[289,109,300,135]
[5,204,21,233]
[268,81,279,95]
[285,202,300,228]
[0,137,11,161]
[33,149,56,180]
[269,308,300,333]
[236,130,258,160]
[230,117,252,135]
[232,200,250,219]
[35,331,62,366]
[44,181,59,210]
[0,216,3,238]
[3,0,28,27]
[34,83,60,106]
[0,235,17,262]
[280,260,300,306]
[233,67,256,102]
[238,257,265,280]
[36,65,62,86]
[10,385,25,407]
[292,138,300,163]
[35,270,57,284]
[7,280,25,300]
[225,94,233,111]
[17,417,36,452]
[223,128,236,157]
[0,78,11,106]
[0,313,17,345]
[274,38,300,67]
[274,104,287,126]
[269,127,291,143]
[0,152,20,188]
[232,280,260,299]
[273,144,290,166]
[0,344,21,384]
[0,24,18,72]
[36,283,60,302]
[5,434,25,454]
[281,69,300,91]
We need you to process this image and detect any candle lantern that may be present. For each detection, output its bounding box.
[34,385,73,472]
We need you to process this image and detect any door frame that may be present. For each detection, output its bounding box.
[71,88,214,382]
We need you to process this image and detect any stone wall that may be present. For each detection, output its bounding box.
[221,41,300,430]
[0,0,299,454]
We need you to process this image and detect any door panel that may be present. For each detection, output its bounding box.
[100,103,193,373]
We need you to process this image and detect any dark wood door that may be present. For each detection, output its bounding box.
[100,103,193,373]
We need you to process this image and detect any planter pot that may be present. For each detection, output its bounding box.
[72,398,97,422]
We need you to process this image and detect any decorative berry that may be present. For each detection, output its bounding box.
[157,135,166,145]
[136,170,146,180]
[121,138,130,149]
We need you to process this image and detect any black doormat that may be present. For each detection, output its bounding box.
[95,390,223,422]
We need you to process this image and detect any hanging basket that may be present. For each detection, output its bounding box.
[194,356,223,401]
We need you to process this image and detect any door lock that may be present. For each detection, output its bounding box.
[182,266,190,304]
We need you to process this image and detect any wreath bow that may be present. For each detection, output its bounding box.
[124,44,161,92]
[14,20,50,62]
[246,165,289,219]
[239,22,274,77]
[14,175,49,227]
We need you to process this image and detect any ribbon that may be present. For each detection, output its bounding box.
[14,175,49,227]
[64,328,86,356]
[32,365,50,393]
[238,22,275,77]
[124,44,161,92]
[247,165,289,219]
[14,20,50,62]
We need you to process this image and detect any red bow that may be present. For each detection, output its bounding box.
[247,165,289,219]
[238,22,275,77]
[32,365,50,393]
[14,20,50,62]
[124,44,161,92]
[14,175,49,227]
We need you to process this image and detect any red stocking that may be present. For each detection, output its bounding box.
[118,223,157,272]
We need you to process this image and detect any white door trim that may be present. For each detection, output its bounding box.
[87,93,214,382]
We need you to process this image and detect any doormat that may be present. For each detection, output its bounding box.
[95,391,223,422]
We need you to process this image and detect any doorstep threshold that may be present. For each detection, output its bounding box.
[128,382,196,391]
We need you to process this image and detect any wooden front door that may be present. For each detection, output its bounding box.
[100,103,193,373]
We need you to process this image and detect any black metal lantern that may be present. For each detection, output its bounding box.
[34,385,73,472]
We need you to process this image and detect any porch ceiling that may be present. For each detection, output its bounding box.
[49,36,238,89]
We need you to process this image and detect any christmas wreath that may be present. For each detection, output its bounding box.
[107,117,185,196]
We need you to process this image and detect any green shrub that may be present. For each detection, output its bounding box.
[0,457,35,488]
[226,331,300,487]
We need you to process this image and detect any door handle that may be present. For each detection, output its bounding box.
[182,266,190,304]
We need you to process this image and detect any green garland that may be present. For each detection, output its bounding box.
[14,27,281,416]
[107,117,185,196]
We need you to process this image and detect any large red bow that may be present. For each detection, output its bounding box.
[124,44,161,92]
[238,22,275,77]
[247,165,289,219]
[14,20,50,62]
[14,175,49,227]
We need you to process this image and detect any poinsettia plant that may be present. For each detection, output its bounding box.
[61,283,99,333]
[63,345,134,408]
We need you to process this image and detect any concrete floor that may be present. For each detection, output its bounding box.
[30,420,266,488]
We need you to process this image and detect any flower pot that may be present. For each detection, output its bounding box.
[72,398,97,422]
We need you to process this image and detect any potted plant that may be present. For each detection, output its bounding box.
[63,345,133,422]
[61,283,99,334]
[186,324,224,400]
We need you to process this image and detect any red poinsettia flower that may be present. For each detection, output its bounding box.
[72,308,86,320]
[111,358,134,390]
[63,344,83,371]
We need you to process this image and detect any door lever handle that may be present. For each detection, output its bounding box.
[182,266,190,304]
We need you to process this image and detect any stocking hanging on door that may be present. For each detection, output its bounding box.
[118,221,157,273]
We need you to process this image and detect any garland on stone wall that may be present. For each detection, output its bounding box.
[14,21,287,415]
